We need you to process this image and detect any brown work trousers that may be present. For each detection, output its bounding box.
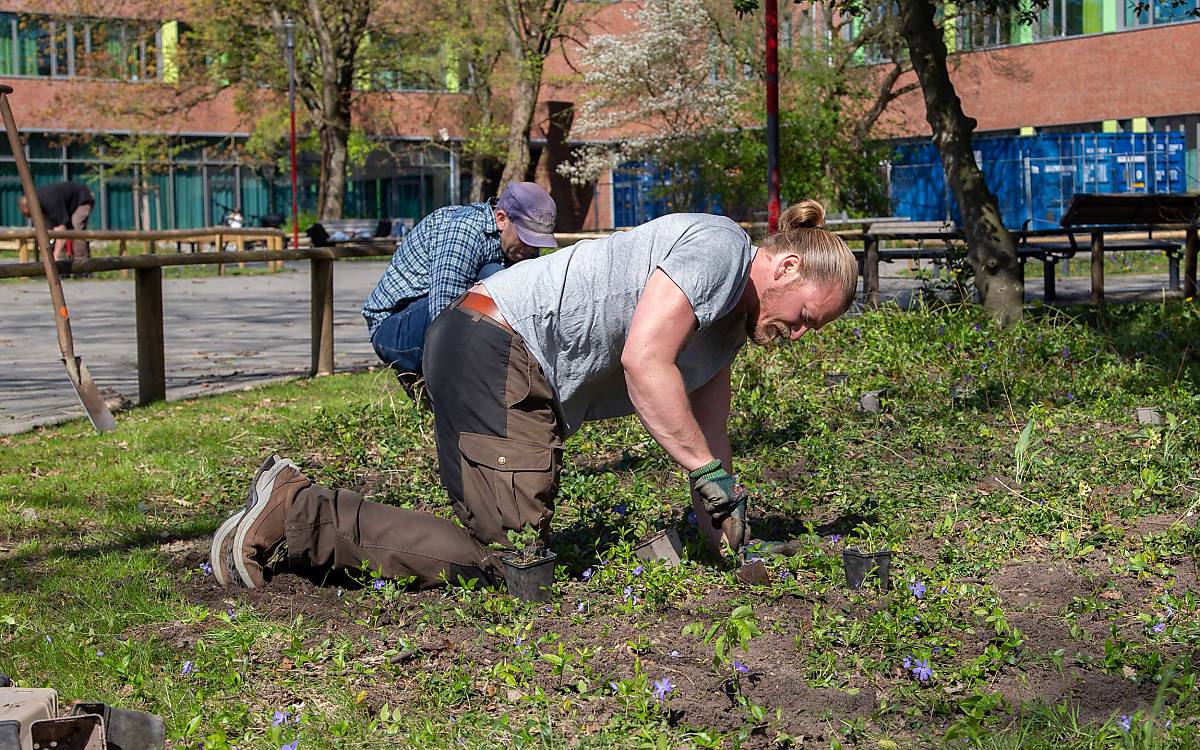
[283,298,562,589]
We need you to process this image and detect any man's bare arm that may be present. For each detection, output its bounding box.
[688,363,735,547]
[621,269,715,472]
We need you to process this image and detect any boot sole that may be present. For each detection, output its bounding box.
[210,511,244,586]
[233,458,299,589]
[209,454,282,586]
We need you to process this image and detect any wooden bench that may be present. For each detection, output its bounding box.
[1019,193,1200,304]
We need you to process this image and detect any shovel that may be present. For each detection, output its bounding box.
[0,85,115,432]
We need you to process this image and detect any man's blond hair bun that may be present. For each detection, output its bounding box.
[777,199,825,231]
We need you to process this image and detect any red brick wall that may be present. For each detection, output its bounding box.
[884,23,1200,137]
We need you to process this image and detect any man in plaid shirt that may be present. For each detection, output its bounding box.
[362,182,558,379]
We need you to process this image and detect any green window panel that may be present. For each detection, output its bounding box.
[0,164,25,227]
[0,14,15,75]
[103,173,136,230]
[172,166,205,229]
[240,172,273,225]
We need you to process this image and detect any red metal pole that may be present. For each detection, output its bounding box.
[765,0,781,233]
[289,107,299,250]
[285,18,300,250]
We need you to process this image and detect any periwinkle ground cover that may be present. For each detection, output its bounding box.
[1,300,1199,749]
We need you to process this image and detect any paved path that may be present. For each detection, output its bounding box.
[0,259,1180,435]
[1,262,387,434]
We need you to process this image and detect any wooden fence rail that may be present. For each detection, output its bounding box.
[0,226,289,273]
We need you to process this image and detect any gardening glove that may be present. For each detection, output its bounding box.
[689,460,749,550]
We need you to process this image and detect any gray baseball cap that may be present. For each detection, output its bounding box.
[497,182,558,248]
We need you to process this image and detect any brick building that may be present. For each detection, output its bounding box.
[0,1,1196,231]
[0,1,638,231]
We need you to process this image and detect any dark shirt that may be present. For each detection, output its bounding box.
[35,182,94,228]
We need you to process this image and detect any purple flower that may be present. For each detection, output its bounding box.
[902,656,912,669]
[581,567,594,581]
[227,607,235,619]
[281,742,299,750]
[908,581,926,599]
[272,711,291,727]
[576,601,586,614]
[632,566,644,576]
[623,586,638,604]
[199,562,213,576]
[96,650,104,657]
[1152,622,1166,634]
[669,650,681,658]
[373,578,386,589]
[853,328,862,338]
[910,657,932,682]
[612,504,627,516]
[937,325,946,336]
[1118,715,1131,732]
[829,534,842,543]
[779,570,793,581]
[1067,392,1075,401]
[651,677,674,701]
[686,511,697,526]
[609,681,620,693]
[1061,346,1071,360]
[181,661,194,675]
[973,323,981,332]
[939,586,948,595]
[733,659,750,674]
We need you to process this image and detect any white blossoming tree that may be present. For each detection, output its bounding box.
[561,0,914,218]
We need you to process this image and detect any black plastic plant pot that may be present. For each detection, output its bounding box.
[633,528,683,567]
[501,550,557,602]
[842,547,892,590]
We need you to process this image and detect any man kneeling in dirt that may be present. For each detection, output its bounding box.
[209,200,858,590]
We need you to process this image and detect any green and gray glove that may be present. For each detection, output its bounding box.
[688,459,749,550]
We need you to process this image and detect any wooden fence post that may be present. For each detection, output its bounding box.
[118,239,128,279]
[1184,226,1198,299]
[18,238,28,263]
[863,236,880,309]
[135,266,167,405]
[1090,230,1105,307]
[311,258,334,376]
[236,236,246,269]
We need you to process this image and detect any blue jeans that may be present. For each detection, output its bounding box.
[370,262,504,374]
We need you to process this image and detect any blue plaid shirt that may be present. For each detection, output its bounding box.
[361,202,502,334]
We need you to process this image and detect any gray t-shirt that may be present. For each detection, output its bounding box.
[483,213,754,436]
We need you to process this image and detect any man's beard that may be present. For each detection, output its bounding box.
[748,286,787,346]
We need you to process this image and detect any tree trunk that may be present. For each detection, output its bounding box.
[499,68,540,194]
[318,117,350,220]
[897,0,1023,323]
[469,155,487,203]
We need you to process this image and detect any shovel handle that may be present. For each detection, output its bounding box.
[0,85,77,363]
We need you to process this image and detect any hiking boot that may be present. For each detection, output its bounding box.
[209,455,292,586]
[232,456,308,588]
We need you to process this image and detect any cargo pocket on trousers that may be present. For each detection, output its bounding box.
[458,432,561,540]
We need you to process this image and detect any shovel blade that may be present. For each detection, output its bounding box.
[63,357,116,433]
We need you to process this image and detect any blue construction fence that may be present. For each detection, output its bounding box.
[890,132,1189,229]
[612,161,723,228]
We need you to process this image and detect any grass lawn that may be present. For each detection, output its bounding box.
[2,301,1199,749]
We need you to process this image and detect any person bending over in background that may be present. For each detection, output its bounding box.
[360,181,557,397]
